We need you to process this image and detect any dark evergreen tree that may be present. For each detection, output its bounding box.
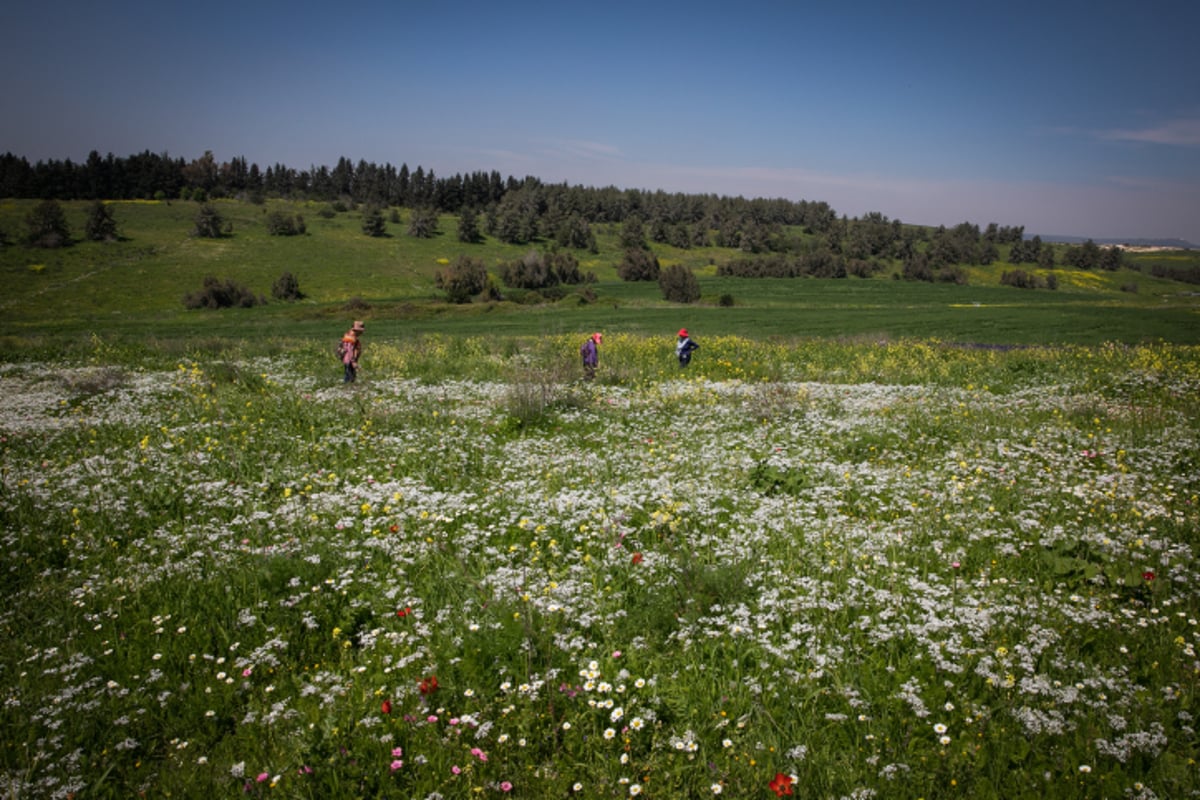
[84,200,118,242]
[457,208,482,243]
[620,214,648,250]
[1038,246,1056,270]
[361,206,387,237]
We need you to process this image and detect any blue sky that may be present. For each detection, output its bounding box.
[4,0,1198,243]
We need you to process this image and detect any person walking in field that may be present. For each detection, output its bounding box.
[675,328,699,367]
[580,332,602,381]
[339,320,365,383]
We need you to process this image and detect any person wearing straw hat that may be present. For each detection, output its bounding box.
[675,328,699,367]
[340,320,365,383]
[580,331,602,381]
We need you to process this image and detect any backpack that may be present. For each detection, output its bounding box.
[335,339,348,360]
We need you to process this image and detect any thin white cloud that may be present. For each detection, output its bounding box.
[1095,118,1200,146]
[543,139,624,160]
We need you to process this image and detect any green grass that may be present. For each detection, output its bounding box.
[2,198,1198,354]
[1,339,1198,798]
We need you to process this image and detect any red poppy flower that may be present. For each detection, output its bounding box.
[768,772,794,797]
[631,552,643,565]
[389,524,400,533]
[1143,570,1156,582]
[419,675,439,695]
[381,699,392,714]
[397,606,413,618]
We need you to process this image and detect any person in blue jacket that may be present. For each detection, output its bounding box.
[675,328,699,367]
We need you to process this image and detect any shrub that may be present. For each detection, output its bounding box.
[191,204,227,238]
[500,250,594,289]
[616,248,660,281]
[25,199,71,248]
[659,264,700,303]
[718,293,735,307]
[183,276,265,309]
[271,271,305,301]
[407,207,440,239]
[265,211,306,236]
[936,266,968,284]
[435,255,489,303]
[1000,269,1054,290]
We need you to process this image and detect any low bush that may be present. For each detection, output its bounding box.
[182,275,265,309]
[271,271,305,301]
[265,211,306,236]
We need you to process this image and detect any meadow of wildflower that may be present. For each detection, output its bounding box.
[1,335,1198,799]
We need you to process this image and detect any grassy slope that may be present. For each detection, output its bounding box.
[1,198,1197,349]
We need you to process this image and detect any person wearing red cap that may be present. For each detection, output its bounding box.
[580,332,602,381]
[675,328,699,367]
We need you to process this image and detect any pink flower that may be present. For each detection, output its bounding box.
[391,747,404,757]
[242,668,253,678]
[256,772,269,783]
[500,781,513,792]
[470,747,488,762]
[451,765,462,775]
[390,759,403,771]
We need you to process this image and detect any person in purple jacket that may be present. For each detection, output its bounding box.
[580,332,602,381]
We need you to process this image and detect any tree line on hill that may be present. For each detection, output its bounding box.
[1,149,1127,282]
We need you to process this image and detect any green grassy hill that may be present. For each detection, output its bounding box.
[2,198,1198,353]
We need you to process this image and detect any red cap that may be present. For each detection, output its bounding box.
[677,328,688,337]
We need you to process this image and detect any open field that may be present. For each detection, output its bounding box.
[1,198,1198,351]
[1,339,1199,798]
[3,199,1200,797]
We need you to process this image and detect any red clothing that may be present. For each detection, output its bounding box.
[341,333,361,365]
